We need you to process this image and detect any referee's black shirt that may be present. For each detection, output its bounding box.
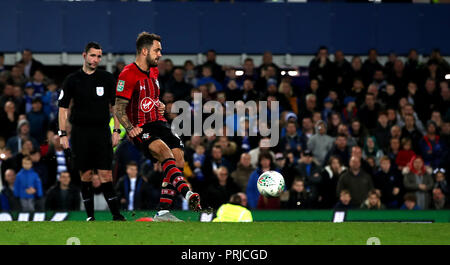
[59,69,116,127]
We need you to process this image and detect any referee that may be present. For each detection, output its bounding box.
[58,42,125,221]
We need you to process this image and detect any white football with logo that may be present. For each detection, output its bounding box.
[257,171,285,198]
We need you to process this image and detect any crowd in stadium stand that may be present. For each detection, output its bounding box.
[0,46,449,213]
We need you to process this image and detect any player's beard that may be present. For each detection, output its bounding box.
[146,53,158,67]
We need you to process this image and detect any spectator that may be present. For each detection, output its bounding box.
[337,123,357,148]
[418,78,440,123]
[202,144,232,187]
[337,156,374,208]
[255,64,278,93]
[190,144,206,191]
[326,112,342,137]
[437,81,450,119]
[19,49,44,79]
[258,51,281,80]
[215,136,238,165]
[6,119,39,155]
[360,189,386,210]
[402,156,434,210]
[26,97,49,144]
[0,101,19,140]
[205,166,240,210]
[112,57,126,80]
[431,187,450,210]
[11,139,34,173]
[0,84,15,110]
[324,134,351,167]
[279,81,299,114]
[241,58,258,82]
[178,60,196,88]
[433,168,448,196]
[404,49,423,84]
[334,50,352,92]
[341,96,358,124]
[401,114,423,153]
[212,193,253,222]
[25,69,46,97]
[116,161,144,211]
[44,135,73,189]
[320,156,346,209]
[241,79,259,103]
[387,137,401,166]
[165,67,193,101]
[14,156,43,211]
[280,120,303,157]
[296,149,322,205]
[334,189,353,210]
[361,48,383,86]
[0,52,5,73]
[400,193,421,210]
[138,173,161,210]
[1,169,21,211]
[308,46,335,97]
[283,178,312,209]
[406,81,420,107]
[246,152,275,209]
[30,150,48,192]
[200,49,225,83]
[248,138,275,169]
[373,156,403,208]
[358,93,382,130]
[371,69,388,93]
[362,136,384,166]
[307,120,334,165]
[396,138,416,170]
[231,153,255,192]
[80,174,108,211]
[371,111,391,152]
[41,81,60,122]
[419,120,447,168]
[397,103,425,135]
[349,118,367,148]
[44,171,80,211]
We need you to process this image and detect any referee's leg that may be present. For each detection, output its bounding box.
[80,170,95,220]
[98,169,125,220]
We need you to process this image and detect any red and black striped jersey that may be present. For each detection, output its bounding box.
[116,62,166,127]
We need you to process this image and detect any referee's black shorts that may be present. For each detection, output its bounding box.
[132,121,184,163]
[71,124,113,172]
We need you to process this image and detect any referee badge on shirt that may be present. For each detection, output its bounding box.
[96,86,104,96]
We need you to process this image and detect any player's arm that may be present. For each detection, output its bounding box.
[114,97,142,138]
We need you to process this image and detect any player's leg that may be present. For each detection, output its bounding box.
[98,169,125,221]
[171,148,201,211]
[80,170,95,221]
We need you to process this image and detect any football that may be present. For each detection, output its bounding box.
[257,171,285,197]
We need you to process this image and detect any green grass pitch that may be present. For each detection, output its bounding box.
[1,222,450,245]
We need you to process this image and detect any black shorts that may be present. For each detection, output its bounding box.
[71,124,113,172]
[132,121,184,162]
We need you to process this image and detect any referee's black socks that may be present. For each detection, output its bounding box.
[100,181,122,218]
[81,181,95,219]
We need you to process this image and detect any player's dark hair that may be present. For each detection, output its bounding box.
[136,32,161,54]
[84,42,102,53]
